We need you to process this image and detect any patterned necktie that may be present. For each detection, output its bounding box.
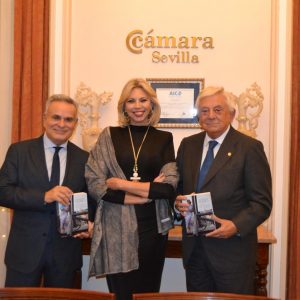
[196,140,218,192]
[50,146,62,187]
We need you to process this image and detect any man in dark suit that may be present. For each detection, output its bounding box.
[0,94,93,287]
[175,86,272,294]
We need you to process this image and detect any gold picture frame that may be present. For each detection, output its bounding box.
[146,78,204,128]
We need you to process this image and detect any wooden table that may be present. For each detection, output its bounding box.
[81,225,276,296]
[165,225,276,296]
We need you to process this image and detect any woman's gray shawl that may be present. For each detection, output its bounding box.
[85,127,178,277]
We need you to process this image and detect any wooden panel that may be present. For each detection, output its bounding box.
[132,291,279,300]
[0,287,115,300]
[287,1,300,299]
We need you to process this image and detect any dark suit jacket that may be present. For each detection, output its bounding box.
[176,126,272,272]
[0,136,91,274]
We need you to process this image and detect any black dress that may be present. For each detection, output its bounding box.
[103,125,176,300]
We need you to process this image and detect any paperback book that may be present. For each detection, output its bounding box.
[184,192,216,235]
[57,192,88,236]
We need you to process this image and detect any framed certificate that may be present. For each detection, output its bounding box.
[146,78,204,128]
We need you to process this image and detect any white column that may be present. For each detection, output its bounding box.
[269,0,292,299]
[49,0,72,95]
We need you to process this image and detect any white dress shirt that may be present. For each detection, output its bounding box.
[43,134,68,185]
[200,125,231,167]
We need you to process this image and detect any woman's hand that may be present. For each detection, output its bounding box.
[154,173,165,183]
[106,177,126,190]
[88,221,94,238]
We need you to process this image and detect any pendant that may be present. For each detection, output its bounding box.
[130,164,141,181]
[128,126,150,182]
[130,171,141,181]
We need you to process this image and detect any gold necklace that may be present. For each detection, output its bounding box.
[128,125,150,181]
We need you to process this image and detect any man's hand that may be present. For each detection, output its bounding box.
[175,195,190,215]
[73,221,94,239]
[44,186,73,206]
[205,215,238,239]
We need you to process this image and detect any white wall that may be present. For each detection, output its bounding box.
[67,0,272,153]
[48,1,291,299]
[0,0,13,287]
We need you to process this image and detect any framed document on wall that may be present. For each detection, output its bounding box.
[146,78,204,128]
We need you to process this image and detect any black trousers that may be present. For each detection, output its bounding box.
[185,237,255,294]
[5,266,76,288]
[106,228,168,300]
[5,225,77,288]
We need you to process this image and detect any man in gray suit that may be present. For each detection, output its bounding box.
[0,94,94,287]
[175,86,272,294]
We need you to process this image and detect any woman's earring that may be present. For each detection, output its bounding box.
[123,111,130,123]
[148,103,154,119]
[148,109,153,119]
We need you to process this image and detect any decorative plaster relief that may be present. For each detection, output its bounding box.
[234,83,264,138]
[75,82,113,151]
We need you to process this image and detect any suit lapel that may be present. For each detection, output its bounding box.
[30,136,50,186]
[63,142,73,185]
[191,133,205,190]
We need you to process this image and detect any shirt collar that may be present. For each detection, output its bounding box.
[204,125,231,146]
[43,133,68,150]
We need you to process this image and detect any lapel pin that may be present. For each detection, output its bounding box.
[227,152,232,157]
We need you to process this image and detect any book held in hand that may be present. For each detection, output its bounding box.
[184,192,216,235]
[57,192,88,236]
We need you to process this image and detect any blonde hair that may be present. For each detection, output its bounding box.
[117,78,161,127]
[195,86,236,113]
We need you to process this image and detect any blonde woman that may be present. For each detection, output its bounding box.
[85,78,178,300]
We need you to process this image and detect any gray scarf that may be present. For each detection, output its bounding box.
[85,127,178,277]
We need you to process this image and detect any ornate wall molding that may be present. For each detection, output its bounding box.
[74,82,113,151]
[234,82,264,138]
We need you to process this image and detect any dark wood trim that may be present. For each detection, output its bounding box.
[287,1,300,299]
[0,288,115,300]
